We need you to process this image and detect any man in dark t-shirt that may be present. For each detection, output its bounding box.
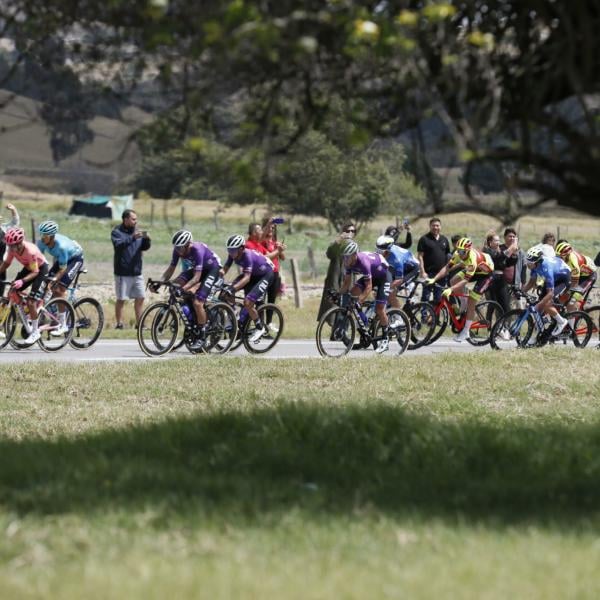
[417,217,450,305]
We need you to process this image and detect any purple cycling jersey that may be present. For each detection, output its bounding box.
[170,242,221,271]
[345,251,389,279]
[225,248,274,277]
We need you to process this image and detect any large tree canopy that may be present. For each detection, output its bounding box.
[1,1,600,217]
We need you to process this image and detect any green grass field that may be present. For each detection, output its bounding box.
[1,349,600,598]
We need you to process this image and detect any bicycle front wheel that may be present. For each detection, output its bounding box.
[468,300,503,346]
[426,304,449,345]
[38,299,75,352]
[243,303,284,354]
[316,306,356,358]
[70,297,104,349]
[584,305,600,345]
[205,302,238,354]
[137,302,179,357]
[490,309,533,350]
[566,310,593,348]
[405,301,436,350]
[372,308,411,356]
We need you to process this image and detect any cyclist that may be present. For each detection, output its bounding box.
[153,230,222,349]
[0,227,49,343]
[375,235,420,309]
[339,240,393,353]
[426,237,494,342]
[555,241,597,313]
[521,246,571,336]
[222,234,274,343]
[36,221,84,335]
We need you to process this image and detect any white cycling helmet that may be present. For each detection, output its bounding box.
[226,234,245,250]
[525,246,544,263]
[172,229,193,247]
[342,240,359,256]
[375,235,394,251]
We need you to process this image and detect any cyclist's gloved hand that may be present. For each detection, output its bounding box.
[148,281,160,293]
[442,287,453,298]
[425,278,436,286]
[11,279,23,290]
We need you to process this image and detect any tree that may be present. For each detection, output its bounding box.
[3,0,600,218]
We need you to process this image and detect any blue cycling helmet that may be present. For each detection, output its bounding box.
[38,220,59,236]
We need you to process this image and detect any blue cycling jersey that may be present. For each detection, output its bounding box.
[386,246,419,278]
[37,234,83,267]
[530,256,570,289]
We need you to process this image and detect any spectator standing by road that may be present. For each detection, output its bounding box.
[0,203,20,296]
[111,209,151,329]
[384,221,412,249]
[317,221,356,321]
[482,230,510,314]
[417,217,450,305]
[540,232,556,257]
[261,217,286,307]
[499,228,526,304]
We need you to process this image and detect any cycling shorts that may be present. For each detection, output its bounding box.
[356,271,392,305]
[176,266,221,302]
[469,272,493,301]
[16,263,50,300]
[50,254,84,288]
[233,272,274,304]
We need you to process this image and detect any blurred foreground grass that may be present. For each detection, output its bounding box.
[1,349,600,598]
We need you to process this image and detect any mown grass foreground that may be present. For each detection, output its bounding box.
[2,349,600,598]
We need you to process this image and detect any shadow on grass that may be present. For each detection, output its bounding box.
[2,403,600,524]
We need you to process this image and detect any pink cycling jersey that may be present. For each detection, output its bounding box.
[5,241,48,271]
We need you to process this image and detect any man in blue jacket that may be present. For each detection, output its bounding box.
[111,209,151,328]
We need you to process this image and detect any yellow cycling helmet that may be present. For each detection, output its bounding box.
[555,241,572,257]
[455,237,472,251]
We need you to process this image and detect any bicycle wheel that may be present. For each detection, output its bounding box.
[9,306,37,349]
[0,300,15,350]
[585,305,600,344]
[565,310,593,348]
[468,300,503,346]
[405,301,436,350]
[372,308,411,356]
[70,297,104,349]
[137,302,179,357]
[205,302,238,354]
[316,306,356,357]
[38,299,75,352]
[243,303,284,354]
[490,309,533,350]
[426,305,449,345]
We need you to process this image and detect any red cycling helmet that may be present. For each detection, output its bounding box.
[4,227,24,245]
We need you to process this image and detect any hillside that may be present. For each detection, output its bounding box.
[0,90,153,194]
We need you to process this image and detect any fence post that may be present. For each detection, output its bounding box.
[307,244,317,279]
[290,258,304,308]
[31,218,36,243]
[213,208,220,231]
[556,225,560,241]
[150,201,155,227]
[181,204,186,229]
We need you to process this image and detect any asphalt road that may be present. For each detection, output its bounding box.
[0,337,502,363]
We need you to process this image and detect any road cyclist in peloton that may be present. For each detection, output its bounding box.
[36,220,84,336]
[521,246,571,337]
[222,234,274,344]
[0,227,49,344]
[374,235,420,309]
[426,237,494,342]
[554,241,597,315]
[338,240,395,354]
[152,230,222,350]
